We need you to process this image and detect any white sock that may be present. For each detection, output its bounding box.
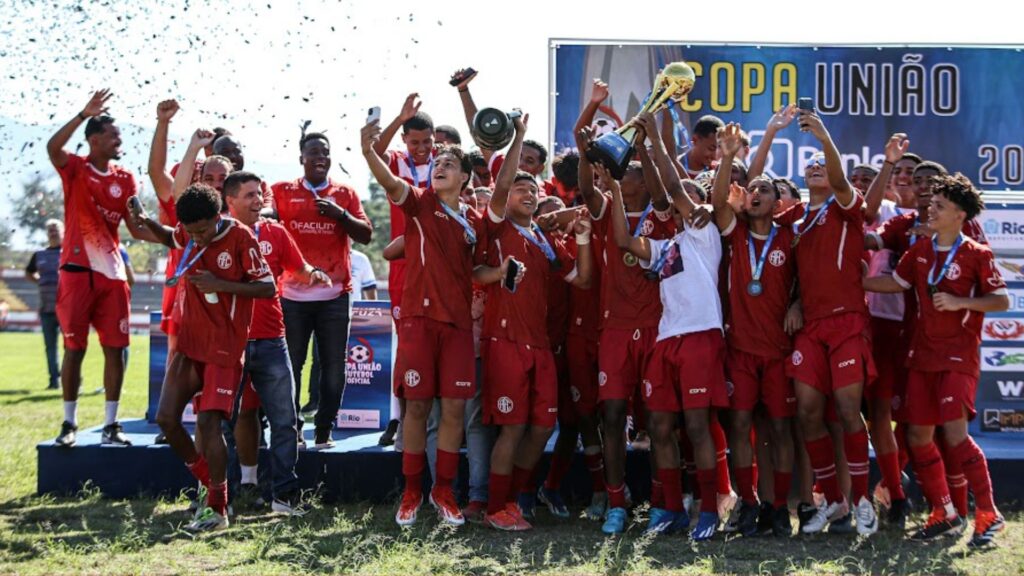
[105,401,119,426]
[64,401,78,426]
[944,502,957,519]
[241,465,258,485]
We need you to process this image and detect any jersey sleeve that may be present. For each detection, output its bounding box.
[471,211,489,266]
[391,184,425,217]
[892,242,920,290]
[554,236,577,282]
[641,238,670,270]
[260,181,274,210]
[976,247,1008,296]
[875,216,909,252]
[25,252,38,275]
[172,224,188,250]
[343,187,370,226]
[836,191,865,223]
[55,154,83,192]
[773,201,804,227]
[277,224,307,273]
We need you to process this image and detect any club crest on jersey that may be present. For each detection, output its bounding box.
[598,371,608,387]
[570,386,581,403]
[392,306,401,320]
[404,369,420,388]
[768,249,786,267]
[217,252,233,269]
[791,350,804,366]
[119,318,129,334]
[946,262,962,281]
[726,379,735,397]
[497,396,514,414]
[109,183,122,199]
[644,379,653,398]
[640,219,655,236]
[259,241,273,256]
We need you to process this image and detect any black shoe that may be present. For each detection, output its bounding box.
[772,505,793,537]
[887,498,910,531]
[378,419,399,447]
[235,483,266,511]
[796,502,816,533]
[911,513,963,541]
[737,501,760,537]
[757,502,775,535]
[300,401,318,416]
[272,490,309,516]
[154,432,169,445]
[55,421,77,447]
[314,426,335,449]
[828,512,855,534]
[47,382,59,390]
[101,422,132,446]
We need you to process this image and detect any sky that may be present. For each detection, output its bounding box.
[1,0,1019,251]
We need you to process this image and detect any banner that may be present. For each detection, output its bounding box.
[552,42,1024,190]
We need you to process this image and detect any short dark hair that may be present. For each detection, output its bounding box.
[210,128,233,149]
[223,171,262,198]
[513,170,536,185]
[434,144,473,190]
[739,130,751,147]
[402,111,434,133]
[201,155,233,176]
[176,184,222,224]
[731,159,749,181]
[467,149,487,168]
[681,178,707,202]
[435,124,461,145]
[852,163,879,175]
[300,132,329,152]
[913,160,948,177]
[693,115,725,138]
[523,139,548,165]
[898,152,923,165]
[932,173,985,220]
[773,178,802,202]
[551,151,580,190]
[84,115,116,138]
[749,175,780,200]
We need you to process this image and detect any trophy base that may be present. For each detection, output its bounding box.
[585,133,636,180]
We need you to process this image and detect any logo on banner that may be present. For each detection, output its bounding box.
[349,342,374,364]
[983,348,1024,371]
[982,408,1024,432]
[996,259,1024,281]
[497,396,514,414]
[345,337,384,387]
[983,319,1024,342]
[981,209,1024,250]
[995,380,1024,400]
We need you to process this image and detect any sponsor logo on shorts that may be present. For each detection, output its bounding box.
[643,379,652,398]
[109,183,122,199]
[548,408,558,413]
[688,387,707,395]
[837,358,857,368]
[946,262,962,281]
[392,306,401,320]
[768,249,786,267]
[404,370,420,388]
[791,350,804,366]
[598,372,608,387]
[497,396,514,414]
[259,240,273,256]
[940,396,954,405]
[570,386,581,403]
[118,318,129,334]
[216,388,234,395]
[217,251,232,269]
[725,379,734,397]
[455,381,472,388]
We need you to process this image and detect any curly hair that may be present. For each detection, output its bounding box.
[931,173,984,221]
[176,183,222,224]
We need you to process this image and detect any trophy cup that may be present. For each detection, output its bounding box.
[585,62,696,179]
[472,108,523,150]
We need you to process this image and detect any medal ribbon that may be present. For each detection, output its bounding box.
[631,203,655,238]
[511,221,556,263]
[406,152,434,188]
[302,178,330,199]
[439,199,476,244]
[748,224,778,284]
[792,195,836,245]
[170,219,225,284]
[927,234,964,293]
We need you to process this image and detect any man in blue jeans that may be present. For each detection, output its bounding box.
[25,219,64,390]
[223,171,332,513]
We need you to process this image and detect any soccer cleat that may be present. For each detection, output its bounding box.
[55,421,77,447]
[646,507,690,535]
[517,492,536,520]
[630,430,651,451]
[829,512,856,535]
[721,505,741,533]
[462,501,487,525]
[186,506,228,533]
[583,491,607,521]
[691,511,719,542]
[313,427,335,450]
[887,498,910,531]
[236,483,266,510]
[378,418,399,447]
[602,507,628,535]
[757,502,775,535]
[485,503,532,531]
[394,491,423,527]
[967,510,1005,549]
[801,498,849,534]
[717,490,738,523]
[429,488,465,526]
[910,509,963,541]
[796,502,817,533]
[537,487,570,518]
[737,501,760,537]
[855,496,879,536]
[188,484,207,514]
[101,422,132,446]
[271,491,308,517]
[772,505,793,537]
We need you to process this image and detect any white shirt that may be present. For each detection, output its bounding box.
[350,249,377,302]
[866,199,908,321]
[641,220,723,341]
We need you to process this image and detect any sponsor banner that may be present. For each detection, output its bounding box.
[336,409,381,430]
[995,258,1024,282]
[981,347,1024,372]
[980,206,1024,252]
[981,407,1024,433]
[336,300,395,430]
[982,317,1024,343]
[979,371,1024,403]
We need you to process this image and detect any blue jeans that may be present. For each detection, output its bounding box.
[40,312,60,387]
[427,358,493,503]
[282,294,351,430]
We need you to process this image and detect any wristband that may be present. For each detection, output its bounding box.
[77,112,88,121]
[458,88,468,93]
[883,160,894,167]
[575,232,591,246]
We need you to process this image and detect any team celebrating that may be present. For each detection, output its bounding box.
[44,66,1008,547]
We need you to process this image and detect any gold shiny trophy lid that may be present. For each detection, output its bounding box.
[661,61,696,101]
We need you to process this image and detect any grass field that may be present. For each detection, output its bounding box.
[1,331,1023,575]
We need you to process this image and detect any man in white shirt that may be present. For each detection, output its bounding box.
[350,248,378,302]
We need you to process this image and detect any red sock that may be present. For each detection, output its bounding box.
[186,455,210,487]
[734,466,756,504]
[434,449,459,491]
[952,437,995,512]
[910,442,952,514]
[844,429,870,503]
[650,479,665,508]
[773,471,792,509]
[584,452,606,493]
[608,483,627,509]
[207,480,228,516]
[876,449,906,500]
[895,422,911,472]
[402,451,426,499]
[659,468,683,513]
[805,435,842,503]
[711,419,731,495]
[938,437,969,517]
[488,473,511,515]
[698,468,718,513]
[544,453,573,491]
[510,465,533,500]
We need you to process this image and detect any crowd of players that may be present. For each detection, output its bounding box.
[41,69,1007,547]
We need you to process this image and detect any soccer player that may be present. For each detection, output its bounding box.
[712,124,798,537]
[474,113,593,531]
[135,183,274,532]
[362,117,484,527]
[46,89,158,447]
[661,112,724,178]
[26,219,64,390]
[148,99,186,350]
[272,131,372,448]
[222,171,331,515]
[747,105,797,181]
[863,174,1008,548]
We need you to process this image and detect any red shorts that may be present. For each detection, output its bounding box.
[190,359,244,417]
[56,268,131,350]
[395,317,475,401]
[786,312,877,395]
[160,283,180,336]
[482,338,558,427]
[239,377,260,412]
[560,333,600,425]
[598,326,658,401]
[867,316,908,407]
[904,370,977,426]
[644,329,729,412]
[726,347,796,419]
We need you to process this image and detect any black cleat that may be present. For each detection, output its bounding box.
[737,501,760,537]
[772,505,793,537]
[378,418,399,447]
[757,501,775,535]
[887,498,911,531]
[797,502,816,533]
[101,422,132,446]
[911,511,963,541]
[55,421,77,447]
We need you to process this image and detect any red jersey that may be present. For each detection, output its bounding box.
[546,233,571,347]
[872,212,988,256]
[172,219,273,366]
[777,193,867,322]
[893,236,1007,375]
[482,211,577,349]
[56,154,137,280]
[593,194,676,330]
[722,218,796,359]
[385,149,434,317]
[247,219,307,340]
[393,185,485,331]
[271,178,368,300]
[568,231,602,341]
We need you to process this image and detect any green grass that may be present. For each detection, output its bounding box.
[1,331,1023,575]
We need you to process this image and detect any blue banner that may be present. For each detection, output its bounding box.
[553,43,1024,189]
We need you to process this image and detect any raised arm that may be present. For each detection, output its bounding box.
[712,123,742,232]
[489,113,528,220]
[864,133,909,223]
[172,129,214,200]
[642,112,697,221]
[361,120,407,202]
[659,108,687,179]
[634,116,670,212]
[372,93,420,158]
[48,89,111,169]
[148,99,180,203]
[799,110,854,205]
[568,215,593,289]
[451,69,487,153]
[748,104,796,179]
[574,126,605,218]
[598,164,650,261]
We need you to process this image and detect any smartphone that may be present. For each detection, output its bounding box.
[449,67,477,87]
[503,258,521,292]
[797,97,814,111]
[366,106,381,125]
